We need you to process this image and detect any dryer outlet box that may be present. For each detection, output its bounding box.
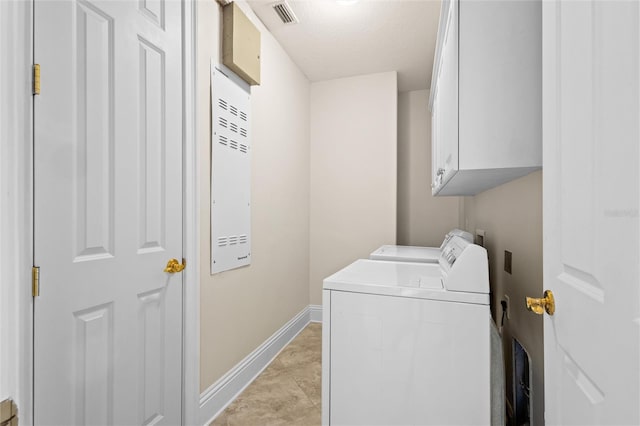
[504,250,512,274]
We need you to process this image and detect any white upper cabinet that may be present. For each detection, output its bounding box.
[430,0,541,196]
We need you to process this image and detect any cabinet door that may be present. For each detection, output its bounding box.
[431,89,441,192]
[458,0,541,171]
[432,0,459,192]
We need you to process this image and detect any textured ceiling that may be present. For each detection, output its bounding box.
[247,0,442,92]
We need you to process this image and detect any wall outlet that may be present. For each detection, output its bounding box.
[503,294,511,320]
[504,250,512,274]
[475,229,486,247]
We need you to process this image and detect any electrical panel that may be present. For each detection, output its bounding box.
[211,65,251,274]
[222,2,261,86]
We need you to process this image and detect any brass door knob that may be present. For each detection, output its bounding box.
[526,290,555,316]
[164,258,186,273]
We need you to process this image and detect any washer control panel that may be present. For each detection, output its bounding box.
[439,236,489,293]
[439,228,474,249]
[440,239,466,268]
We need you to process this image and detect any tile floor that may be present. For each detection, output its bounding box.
[211,323,322,426]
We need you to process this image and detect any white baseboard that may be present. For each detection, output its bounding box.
[199,304,321,425]
[309,304,323,323]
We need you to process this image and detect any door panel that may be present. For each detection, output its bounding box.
[73,302,114,425]
[34,1,183,424]
[543,0,639,424]
[139,36,167,254]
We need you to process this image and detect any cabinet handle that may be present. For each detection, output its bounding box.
[437,168,445,176]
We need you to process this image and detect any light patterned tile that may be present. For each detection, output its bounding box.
[289,361,322,408]
[211,324,322,426]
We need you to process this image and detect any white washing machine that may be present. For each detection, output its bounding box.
[322,236,491,426]
[369,228,474,263]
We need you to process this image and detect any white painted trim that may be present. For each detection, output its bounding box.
[321,292,331,426]
[309,304,323,323]
[199,306,314,425]
[0,0,33,423]
[182,0,200,425]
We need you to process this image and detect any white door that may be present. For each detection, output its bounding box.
[33,0,183,424]
[542,0,639,424]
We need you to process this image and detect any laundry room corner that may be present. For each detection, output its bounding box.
[308,71,398,307]
[397,89,460,247]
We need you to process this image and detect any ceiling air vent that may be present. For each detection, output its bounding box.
[271,1,299,25]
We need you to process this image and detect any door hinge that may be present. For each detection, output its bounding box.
[33,64,40,95]
[32,266,40,297]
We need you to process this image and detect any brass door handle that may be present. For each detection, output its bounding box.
[164,258,186,273]
[526,290,555,316]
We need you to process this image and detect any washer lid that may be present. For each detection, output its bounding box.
[369,245,441,263]
[323,259,489,305]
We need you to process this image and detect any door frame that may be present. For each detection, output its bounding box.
[0,1,200,424]
[0,0,34,423]
[181,0,200,424]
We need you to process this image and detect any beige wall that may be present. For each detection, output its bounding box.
[197,0,311,392]
[397,90,460,246]
[309,72,398,305]
[461,170,543,424]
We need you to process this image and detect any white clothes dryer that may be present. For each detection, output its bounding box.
[322,236,490,426]
[369,228,473,263]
